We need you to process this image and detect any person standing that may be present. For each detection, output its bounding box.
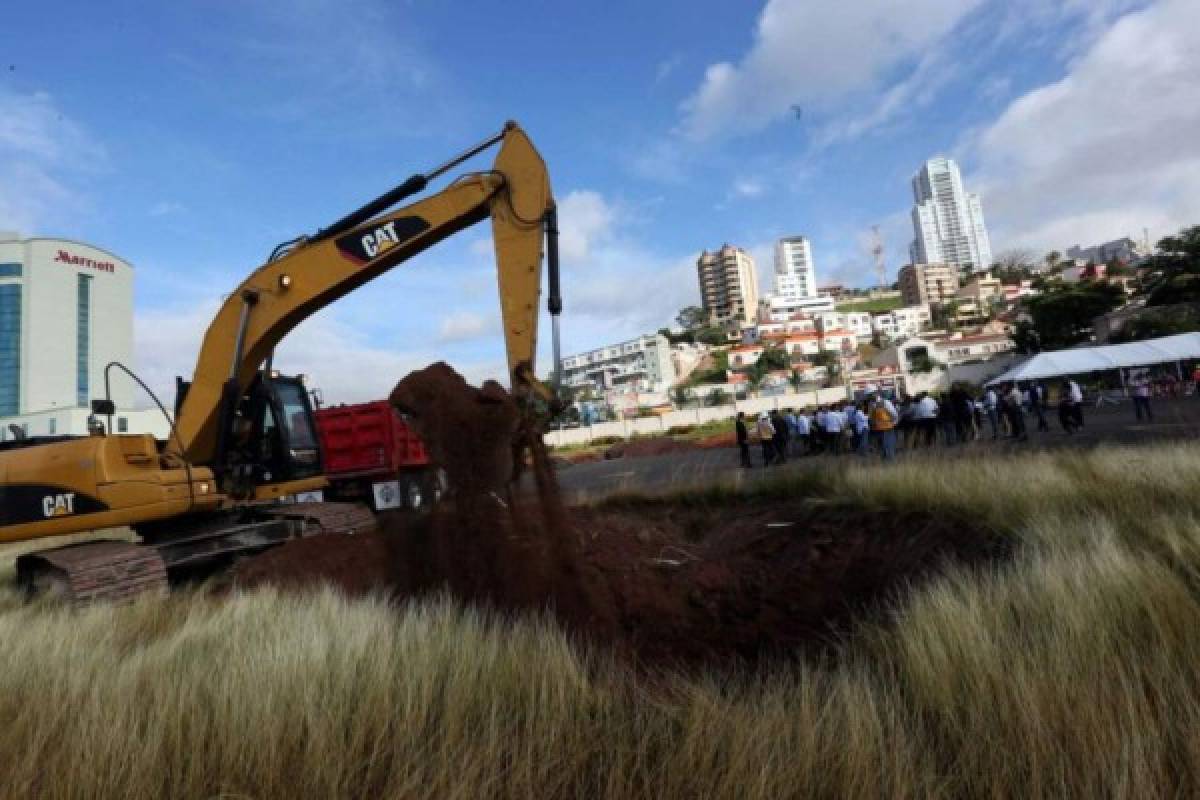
[983,387,1000,440]
[853,403,870,455]
[813,406,827,454]
[915,392,939,447]
[1067,378,1085,430]
[784,408,800,456]
[823,403,844,455]
[937,392,957,445]
[756,412,776,467]
[794,408,811,456]
[770,409,789,464]
[1026,383,1049,432]
[869,392,899,461]
[1005,383,1028,441]
[735,412,752,468]
[1131,371,1154,422]
[1058,380,1078,434]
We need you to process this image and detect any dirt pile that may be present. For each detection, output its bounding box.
[235,365,1008,665]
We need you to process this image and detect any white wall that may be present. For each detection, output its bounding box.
[546,387,850,447]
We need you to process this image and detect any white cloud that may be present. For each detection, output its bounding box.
[149,201,185,217]
[679,0,984,141]
[436,310,496,343]
[557,189,617,263]
[0,89,104,233]
[972,0,1200,252]
[731,177,764,198]
[655,55,683,84]
[133,300,505,409]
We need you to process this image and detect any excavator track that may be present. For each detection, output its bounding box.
[16,502,374,605]
[264,501,379,536]
[16,541,168,606]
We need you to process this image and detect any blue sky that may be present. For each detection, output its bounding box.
[3,0,1198,403]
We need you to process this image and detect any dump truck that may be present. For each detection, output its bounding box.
[313,401,444,511]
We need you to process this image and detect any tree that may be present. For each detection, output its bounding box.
[1110,305,1200,343]
[994,248,1038,273]
[1044,250,1062,272]
[671,386,693,408]
[907,352,944,374]
[695,326,728,346]
[1020,281,1126,349]
[1141,225,1200,307]
[675,306,710,332]
[705,387,729,407]
[932,301,960,330]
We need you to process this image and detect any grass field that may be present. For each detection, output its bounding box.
[3,442,1200,797]
[834,295,905,313]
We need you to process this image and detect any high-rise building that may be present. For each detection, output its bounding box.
[898,263,960,307]
[772,236,816,299]
[909,157,993,270]
[696,244,759,328]
[0,232,167,439]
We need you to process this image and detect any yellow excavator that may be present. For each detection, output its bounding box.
[0,121,563,602]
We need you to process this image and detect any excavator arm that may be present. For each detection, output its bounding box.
[172,122,560,466]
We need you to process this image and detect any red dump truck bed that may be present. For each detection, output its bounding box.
[314,400,429,480]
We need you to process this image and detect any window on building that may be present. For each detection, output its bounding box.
[0,284,20,416]
[0,263,22,278]
[77,274,92,406]
[48,418,56,435]
[118,417,128,433]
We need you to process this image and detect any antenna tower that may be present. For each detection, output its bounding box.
[871,225,887,288]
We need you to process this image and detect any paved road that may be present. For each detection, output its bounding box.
[551,397,1200,503]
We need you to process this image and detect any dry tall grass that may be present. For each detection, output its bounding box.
[3,442,1200,798]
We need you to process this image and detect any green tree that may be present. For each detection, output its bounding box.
[1142,225,1200,306]
[907,352,944,374]
[671,386,693,408]
[1045,250,1062,272]
[705,387,729,407]
[1110,305,1200,343]
[1020,281,1126,350]
[694,326,728,346]
[675,306,710,332]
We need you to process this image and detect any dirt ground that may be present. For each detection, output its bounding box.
[235,363,1006,665]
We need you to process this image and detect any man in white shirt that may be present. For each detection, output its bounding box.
[914,392,938,447]
[982,387,1000,439]
[1067,379,1085,430]
[822,404,844,455]
[793,409,811,455]
[1130,371,1154,422]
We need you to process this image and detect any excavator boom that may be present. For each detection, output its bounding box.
[1,121,561,602]
[173,122,557,466]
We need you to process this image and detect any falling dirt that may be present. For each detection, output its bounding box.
[235,364,1009,665]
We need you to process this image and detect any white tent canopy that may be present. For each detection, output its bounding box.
[987,332,1200,385]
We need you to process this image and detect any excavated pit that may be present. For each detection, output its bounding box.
[234,363,1009,665]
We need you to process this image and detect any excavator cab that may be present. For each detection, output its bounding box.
[177,372,323,497]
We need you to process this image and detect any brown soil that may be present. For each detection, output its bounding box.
[234,364,1008,665]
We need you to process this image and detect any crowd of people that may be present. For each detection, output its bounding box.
[733,378,1093,467]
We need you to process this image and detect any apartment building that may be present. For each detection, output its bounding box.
[871,305,932,339]
[696,244,760,327]
[898,263,960,307]
[560,333,677,394]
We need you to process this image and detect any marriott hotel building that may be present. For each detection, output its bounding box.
[0,232,166,439]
